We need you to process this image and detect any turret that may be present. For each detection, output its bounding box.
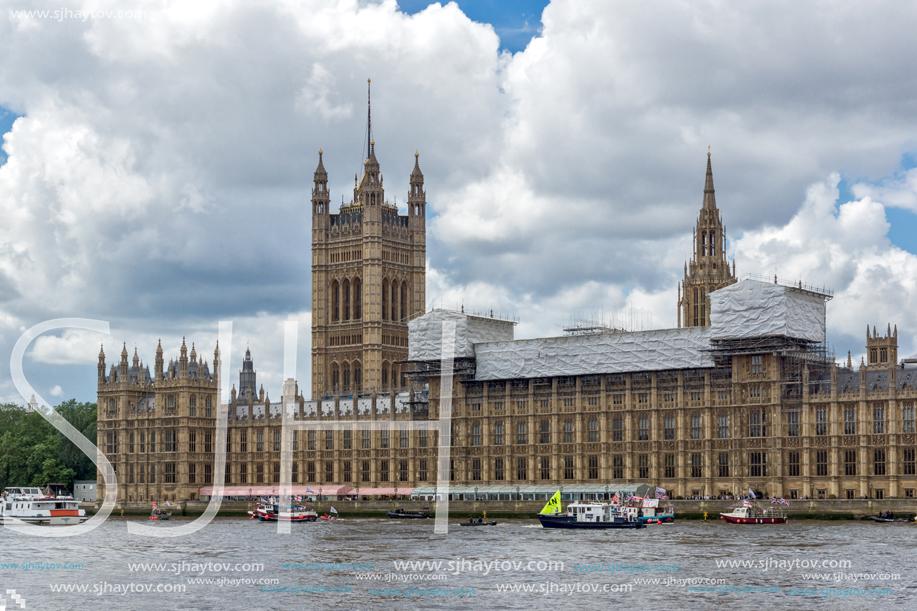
[312,148,330,220]
[155,339,164,379]
[119,342,129,383]
[408,150,426,219]
[98,344,106,384]
[179,337,189,379]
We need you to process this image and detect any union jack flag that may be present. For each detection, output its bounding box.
[656,487,668,500]
[778,498,790,506]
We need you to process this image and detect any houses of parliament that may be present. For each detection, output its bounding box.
[96,130,917,504]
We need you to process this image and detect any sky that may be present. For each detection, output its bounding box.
[3,0,917,405]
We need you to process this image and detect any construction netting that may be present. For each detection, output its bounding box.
[710,279,826,342]
[408,309,515,362]
[473,327,713,380]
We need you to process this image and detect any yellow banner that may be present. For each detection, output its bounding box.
[540,491,562,514]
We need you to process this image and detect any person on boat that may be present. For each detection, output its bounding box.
[477,517,483,524]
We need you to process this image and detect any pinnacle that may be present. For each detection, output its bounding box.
[703,149,716,211]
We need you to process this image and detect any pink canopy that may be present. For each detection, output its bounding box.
[199,485,354,497]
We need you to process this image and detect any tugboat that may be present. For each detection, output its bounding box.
[0,487,88,526]
[720,502,787,524]
[538,501,645,529]
[248,500,318,522]
[386,508,430,519]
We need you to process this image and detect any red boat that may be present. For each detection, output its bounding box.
[248,503,318,522]
[319,514,338,521]
[720,503,787,524]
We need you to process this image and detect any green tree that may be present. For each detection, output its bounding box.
[0,400,97,492]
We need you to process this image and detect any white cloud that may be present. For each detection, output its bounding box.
[2,0,917,400]
[733,175,917,359]
[49,384,63,397]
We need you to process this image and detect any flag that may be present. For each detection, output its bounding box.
[748,488,756,499]
[611,493,621,504]
[166,501,171,507]
[770,497,778,504]
[306,488,316,494]
[540,491,562,514]
[151,501,157,508]
[743,500,753,507]
[779,498,790,506]
[656,487,667,500]
[330,506,338,514]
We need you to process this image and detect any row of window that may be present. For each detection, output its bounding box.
[106,396,213,416]
[120,448,917,487]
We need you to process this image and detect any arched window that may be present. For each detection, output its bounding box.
[353,277,362,319]
[391,281,397,321]
[331,280,340,322]
[354,362,362,390]
[710,232,716,256]
[343,278,351,321]
[401,281,409,321]
[342,363,351,390]
[392,366,398,389]
[331,364,340,390]
[702,232,707,256]
[382,279,389,321]
[382,362,389,388]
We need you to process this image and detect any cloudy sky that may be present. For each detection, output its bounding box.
[2,0,917,405]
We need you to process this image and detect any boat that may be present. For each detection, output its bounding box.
[319,514,338,521]
[386,508,430,519]
[248,502,318,522]
[150,507,172,521]
[720,502,787,524]
[623,498,676,524]
[459,518,498,526]
[870,512,915,523]
[0,487,88,526]
[538,501,646,529]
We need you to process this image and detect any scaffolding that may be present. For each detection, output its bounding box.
[706,335,833,413]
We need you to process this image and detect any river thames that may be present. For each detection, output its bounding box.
[2,518,913,610]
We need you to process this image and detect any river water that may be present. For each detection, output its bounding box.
[2,517,915,610]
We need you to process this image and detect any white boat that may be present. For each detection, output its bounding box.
[0,487,88,526]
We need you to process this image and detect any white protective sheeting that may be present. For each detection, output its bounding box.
[474,327,713,380]
[409,310,515,361]
[710,280,826,342]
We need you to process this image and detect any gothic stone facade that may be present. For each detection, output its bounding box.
[310,142,426,397]
[97,152,917,502]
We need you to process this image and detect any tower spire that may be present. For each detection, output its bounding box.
[703,146,716,210]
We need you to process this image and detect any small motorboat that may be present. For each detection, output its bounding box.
[386,508,430,519]
[319,514,339,521]
[870,512,914,523]
[459,519,497,526]
[150,507,172,521]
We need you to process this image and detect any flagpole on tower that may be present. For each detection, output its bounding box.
[367,78,372,159]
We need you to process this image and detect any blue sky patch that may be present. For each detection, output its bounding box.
[0,106,21,166]
[398,0,549,53]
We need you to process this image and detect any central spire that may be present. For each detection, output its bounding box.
[703,146,716,210]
